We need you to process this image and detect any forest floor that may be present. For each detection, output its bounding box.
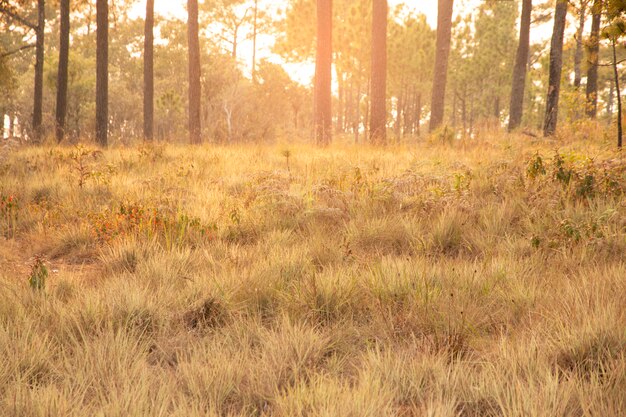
[1,132,625,416]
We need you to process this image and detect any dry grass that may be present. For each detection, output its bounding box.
[0,132,625,416]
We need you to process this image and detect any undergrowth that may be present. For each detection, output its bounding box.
[0,136,624,416]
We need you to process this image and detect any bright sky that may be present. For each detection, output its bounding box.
[130,0,545,85]
[140,1,449,24]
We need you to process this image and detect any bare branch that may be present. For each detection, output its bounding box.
[0,43,35,58]
[0,5,37,31]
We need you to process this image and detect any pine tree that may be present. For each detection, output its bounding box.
[543,0,568,137]
[429,0,454,132]
[96,0,108,146]
[144,0,154,141]
[509,0,531,131]
[369,0,387,145]
[55,0,69,142]
[187,0,202,144]
[585,0,601,118]
[32,0,44,142]
[314,0,332,146]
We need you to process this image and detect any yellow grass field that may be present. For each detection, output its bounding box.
[1,134,625,416]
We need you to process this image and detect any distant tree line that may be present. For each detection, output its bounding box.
[1,0,309,145]
[1,0,626,148]
[309,0,626,148]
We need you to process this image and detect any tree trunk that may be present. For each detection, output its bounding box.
[343,76,350,133]
[543,0,568,137]
[415,92,422,136]
[494,96,500,122]
[9,113,15,137]
[395,88,403,138]
[461,93,467,134]
[96,0,109,147]
[404,87,414,135]
[508,0,531,131]
[573,2,586,88]
[251,0,258,81]
[429,0,454,132]
[452,91,457,128]
[314,0,332,146]
[144,0,155,141]
[364,79,370,139]
[586,1,601,118]
[370,0,387,145]
[608,84,614,120]
[337,70,344,132]
[612,38,623,148]
[354,80,361,144]
[55,0,69,142]
[232,29,238,59]
[33,0,45,142]
[187,0,202,144]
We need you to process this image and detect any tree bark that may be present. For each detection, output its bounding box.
[354,79,361,144]
[370,0,387,145]
[32,0,45,142]
[314,0,332,146]
[586,0,601,118]
[415,92,421,136]
[573,2,587,88]
[337,70,344,132]
[251,0,258,81]
[612,38,623,148]
[144,0,154,141]
[187,0,202,144]
[543,0,568,137]
[9,113,15,137]
[56,0,70,143]
[96,0,109,147]
[508,0,531,131]
[429,0,454,132]
[608,84,614,120]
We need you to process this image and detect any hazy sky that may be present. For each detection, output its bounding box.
[140,1,449,25]
[130,0,531,84]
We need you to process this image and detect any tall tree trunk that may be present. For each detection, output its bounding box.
[429,0,454,132]
[415,92,421,136]
[364,79,370,139]
[144,0,155,141]
[187,0,202,144]
[96,0,108,147]
[314,0,332,146]
[9,113,15,137]
[543,0,568,137]
[337,70,344,132]
[452,91,457,128]
[251,0,258,81]
[55,0,69,142]
[404,87,414,135]
[573,2,587,88]
[607,84,614,120]
[344,76,351,133]
[611,38,623,148]
[395,88,403,138]
[32,0,45,142]
[354,80,361,144]
[586,0,601,118]
[494,96,500,122]
[508,0,531,131]
[370,0,387,145]
[461,93,467,134]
